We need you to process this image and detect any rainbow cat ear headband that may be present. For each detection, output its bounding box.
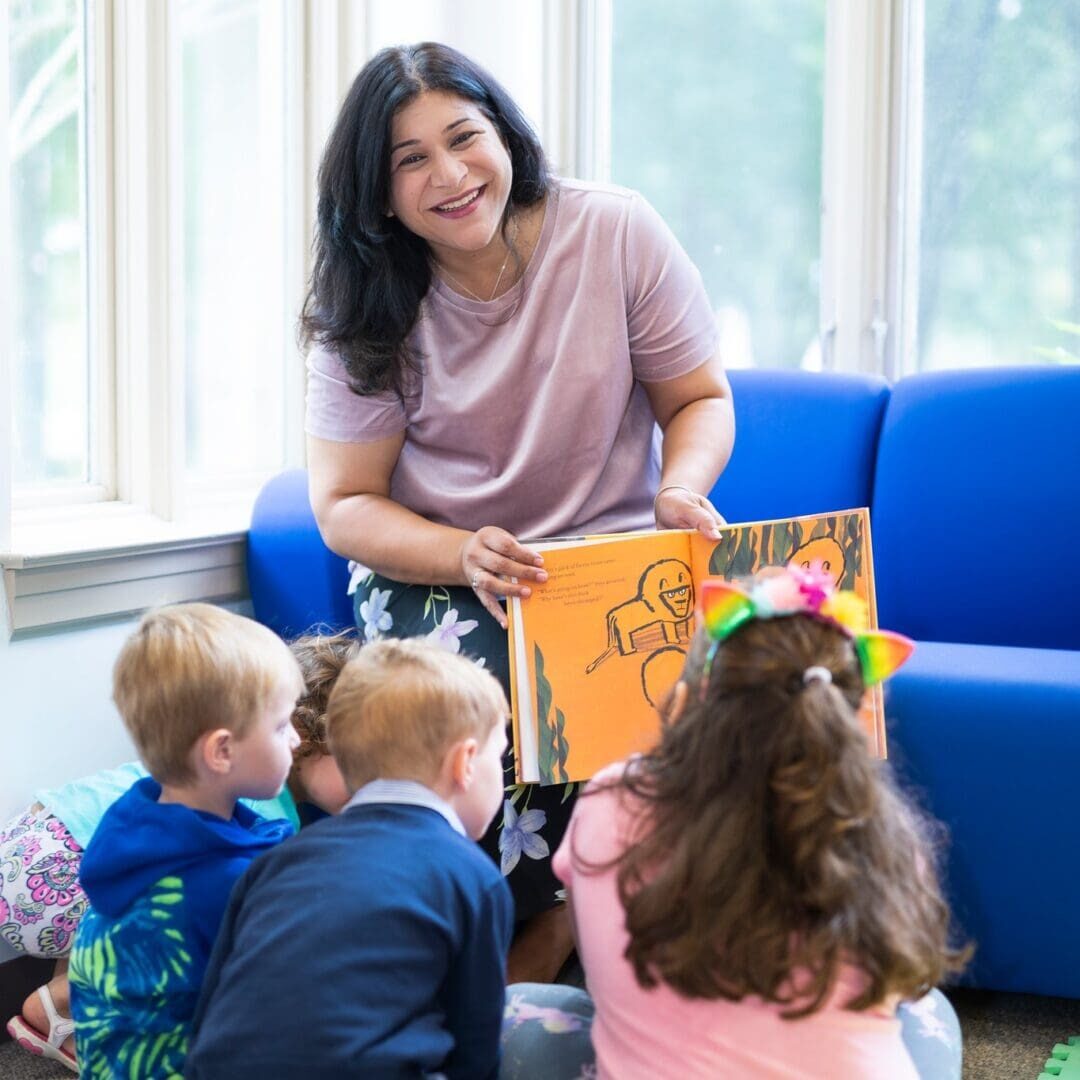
[698,562,915,691]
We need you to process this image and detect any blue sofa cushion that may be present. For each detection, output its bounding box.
[873,366,1080,649]
[886,640,1080,997]
[247,468,354,638]
[709,369,889,524]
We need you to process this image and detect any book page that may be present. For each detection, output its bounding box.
[510,530,694,784]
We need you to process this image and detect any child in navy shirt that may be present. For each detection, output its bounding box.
[185,637,514,1080]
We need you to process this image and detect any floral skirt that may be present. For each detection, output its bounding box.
[353,571,577,923]
[0,804,86,962]
[498,984,963,1080]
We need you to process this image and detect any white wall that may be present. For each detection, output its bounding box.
[0,600,252,822]
[0,616,140,821]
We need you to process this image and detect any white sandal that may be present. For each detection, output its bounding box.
[6,983,79,1074]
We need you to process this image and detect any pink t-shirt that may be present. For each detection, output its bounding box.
[552,762,919,1080]
[304,179,719,539]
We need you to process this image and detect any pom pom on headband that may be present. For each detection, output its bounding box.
[697,565,914,691]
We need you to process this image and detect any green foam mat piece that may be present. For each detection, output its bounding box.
[1039,1035,1080,1078]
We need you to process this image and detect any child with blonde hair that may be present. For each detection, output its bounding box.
[65,604,305,1077]
[3,628,357,1074]
[186,637,514,1080]
[505,565,968,1079]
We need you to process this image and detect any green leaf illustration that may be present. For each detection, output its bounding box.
[555,707,569,783]
[729,526,756,578]
[535,644,557,785]
[843,514,863,587]
[709,531,737,576]
[773,521,794,564]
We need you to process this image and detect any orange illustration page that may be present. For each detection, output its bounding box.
[510,530,695,784]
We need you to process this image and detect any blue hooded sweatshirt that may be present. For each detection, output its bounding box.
[69,777,292,1080]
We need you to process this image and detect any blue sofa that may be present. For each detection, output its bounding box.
[247,364,1080,998]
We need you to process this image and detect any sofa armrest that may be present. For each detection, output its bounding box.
[247,469,355,638]
[886,640,1080,996]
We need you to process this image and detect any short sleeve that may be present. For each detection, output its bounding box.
[624,193,720,382]
[304,344,407,443]
[552,762,632,889]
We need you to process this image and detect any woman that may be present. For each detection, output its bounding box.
[303,42,734,980]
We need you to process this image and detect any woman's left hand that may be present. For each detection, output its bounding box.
[654,485,726,540]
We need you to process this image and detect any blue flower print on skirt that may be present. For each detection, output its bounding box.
[499,802,549,876]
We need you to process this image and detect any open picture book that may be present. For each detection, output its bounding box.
[507,507,883,785]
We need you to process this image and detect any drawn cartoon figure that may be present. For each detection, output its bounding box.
[789,536,846,588]
[586,559,694,674]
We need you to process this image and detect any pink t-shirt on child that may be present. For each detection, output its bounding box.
[304,178,719,540]
[552,762,919,1080]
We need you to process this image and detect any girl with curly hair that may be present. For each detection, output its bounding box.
[503,567,969,1079]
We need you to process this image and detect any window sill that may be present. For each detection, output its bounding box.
[1,504,250,637]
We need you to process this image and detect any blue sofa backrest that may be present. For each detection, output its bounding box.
[709,369,890,522]
[873,366,1080,649]
[247,468,354,638]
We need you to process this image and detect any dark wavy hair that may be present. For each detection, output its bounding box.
[288,630,362,761]
[299,42,551,396]
[577,615,970,1017]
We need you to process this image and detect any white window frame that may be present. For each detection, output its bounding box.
[0,0,353,636]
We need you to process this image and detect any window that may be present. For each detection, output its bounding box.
[170,0,297,496]
[604,0,1080,375]
[9,0,95,499]
[610,1,826,370]
[2,0,308,633]
[903,0,1080,371]
[4,0,304,541]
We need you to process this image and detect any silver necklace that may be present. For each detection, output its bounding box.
[439,219,519,303]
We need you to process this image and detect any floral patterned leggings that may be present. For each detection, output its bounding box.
[353,571,577,922]
[500,983,964,1080]
[0,804,86,963]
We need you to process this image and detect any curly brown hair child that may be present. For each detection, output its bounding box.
[286,630,362,814]
[547,566,971,1080]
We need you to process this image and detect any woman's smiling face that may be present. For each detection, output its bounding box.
[386,90,513,261]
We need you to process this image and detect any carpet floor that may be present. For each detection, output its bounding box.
[1,988,1077,1078]
[952,988,1080,1079]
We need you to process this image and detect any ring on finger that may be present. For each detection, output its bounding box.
[471,572,481,590]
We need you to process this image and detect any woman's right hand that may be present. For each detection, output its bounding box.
[460,526,548,629]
